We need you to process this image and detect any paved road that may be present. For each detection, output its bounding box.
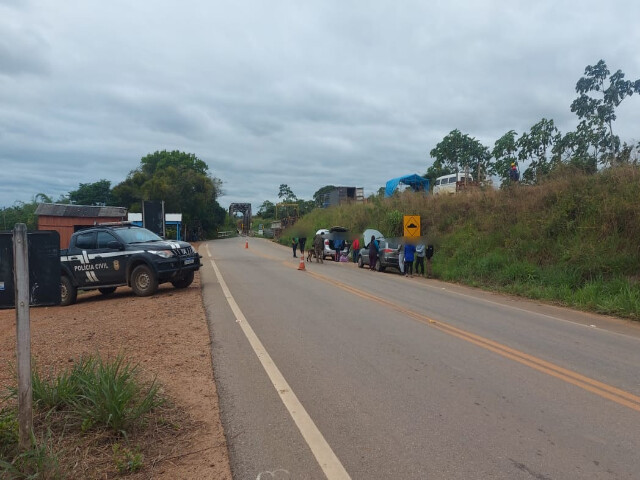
[200,237,640,480]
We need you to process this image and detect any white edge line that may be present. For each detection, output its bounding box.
[205,245,350,480]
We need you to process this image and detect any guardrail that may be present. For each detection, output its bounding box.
[218,230,234,238]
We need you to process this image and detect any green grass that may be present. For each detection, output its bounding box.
[1,354,165,478]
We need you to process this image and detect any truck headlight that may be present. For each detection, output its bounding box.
[151,250,174,258]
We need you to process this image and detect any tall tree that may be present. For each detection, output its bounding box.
[492,130,519,182]
[312,185,335,206]
[429,129,491,181]
[68,179,113,205]
[277,184,297,202]
[517,118,561,184]
[112,150,225,237]
[570,60,640,166]
[257,200,275,218]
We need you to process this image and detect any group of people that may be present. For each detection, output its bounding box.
[292,232,434,278]
[365,235,433,278]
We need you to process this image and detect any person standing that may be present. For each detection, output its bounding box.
[415,242,426,276]
[368,235,379,271]
[291,236,298,258]
[352,237,360,263]
[299,237,307,256]
[404,242,416,277]
[313,233,324,263]
[426,244,434,278]
[398,243,405,275]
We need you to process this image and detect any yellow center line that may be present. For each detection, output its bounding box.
[239,241,640,412]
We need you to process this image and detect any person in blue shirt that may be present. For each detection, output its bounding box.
[404,242,416,277]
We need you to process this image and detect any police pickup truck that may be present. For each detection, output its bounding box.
[60,222,201,306]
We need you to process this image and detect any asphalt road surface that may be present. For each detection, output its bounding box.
[200,237,640,480]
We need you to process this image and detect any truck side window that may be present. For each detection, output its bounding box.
[97,231,117,249]
[75,232,96,249]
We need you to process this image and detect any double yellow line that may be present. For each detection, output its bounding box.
[241,240,640,413]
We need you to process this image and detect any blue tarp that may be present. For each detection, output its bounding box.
[384,174,430,197]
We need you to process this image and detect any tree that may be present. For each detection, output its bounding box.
[312,185,335,206]
[68,179,113,206]
[570,60,640,166]
[257,200,275,218]
[429,129,491,181]
[492,130,519,182]
[517,118,561,184]
[278,184,297,202]
[112,150,226,237]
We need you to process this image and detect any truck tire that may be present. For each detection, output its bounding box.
[375,259,384,272]
[130,265,158,297]
[358,256,364,268]
[60,276,77,306]
[171,270,194,289]
[98,287,117,295]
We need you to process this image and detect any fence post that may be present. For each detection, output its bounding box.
[14,223,32,450]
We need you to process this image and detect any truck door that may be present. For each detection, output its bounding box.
[69,231,97,288]
[95,231,125,285]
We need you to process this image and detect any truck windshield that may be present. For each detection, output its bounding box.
[116,227,163,244]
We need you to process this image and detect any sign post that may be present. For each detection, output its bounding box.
[13,224,32,450]
[403,215,421,238]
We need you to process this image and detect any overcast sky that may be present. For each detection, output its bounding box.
[1,0,639,212]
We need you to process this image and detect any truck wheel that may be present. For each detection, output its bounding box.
[60,276,77,306]
[171,271,194,289]
[375,259,383,272]
[130,265,158,297]
[358,256,364,268]
[99,287,117,295]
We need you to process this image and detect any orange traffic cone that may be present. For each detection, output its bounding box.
[245,239,248,249]
[298,256,306,271]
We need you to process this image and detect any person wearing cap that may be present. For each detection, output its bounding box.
[509,162,520,182]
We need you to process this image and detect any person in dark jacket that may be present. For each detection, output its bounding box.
[313,234,324,263]
[368,235,379,271]
[299,237,307,256]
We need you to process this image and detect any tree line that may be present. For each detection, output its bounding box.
[2,150,227,237]
[426,60,640,186]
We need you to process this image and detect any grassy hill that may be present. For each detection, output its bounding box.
[284,165,640,320]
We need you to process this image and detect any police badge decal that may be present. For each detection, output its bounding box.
[113,260,120,271]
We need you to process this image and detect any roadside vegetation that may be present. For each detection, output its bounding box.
[0,354,186,479]
[284,165,640,320]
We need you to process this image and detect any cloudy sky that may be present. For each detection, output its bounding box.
[1,0,639,212]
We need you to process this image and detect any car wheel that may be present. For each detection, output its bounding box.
[130,264,158,297]
[60,275,77,306]
[98,287,117,295]
[358,256,364,268]
[375,259,382,272]
[171,270,194,289]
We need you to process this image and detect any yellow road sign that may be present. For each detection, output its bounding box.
[403,215,420,237]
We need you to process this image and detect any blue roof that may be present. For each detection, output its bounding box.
[384,174,430,197]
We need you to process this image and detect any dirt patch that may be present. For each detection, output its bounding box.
[0,271,232,479]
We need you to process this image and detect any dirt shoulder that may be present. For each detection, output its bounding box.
[0,271,232,479]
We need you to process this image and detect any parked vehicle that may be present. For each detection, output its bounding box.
[433,172,474,195]
[357,229,400,272]
[59,222,201,306]
[316,226,350,260]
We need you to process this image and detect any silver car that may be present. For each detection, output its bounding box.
[357,229,400,272]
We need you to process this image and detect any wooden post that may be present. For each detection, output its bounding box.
[13,223,32,450]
